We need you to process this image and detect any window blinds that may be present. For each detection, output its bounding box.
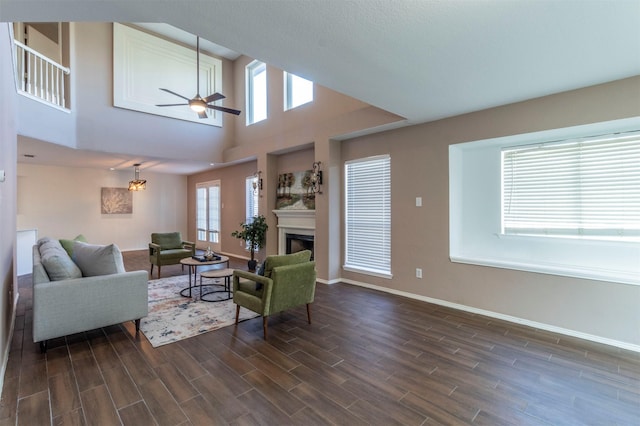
[345,155,391,275]
[502,132,640,240]
[245,176,259,222]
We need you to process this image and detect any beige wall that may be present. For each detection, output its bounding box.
[0,24,18,395]
[189,76,640,348]
[17,23,237,165]
[340,76,640,347]
[187,148,316,262]
[187,160,257,258]
[17,164,188,251]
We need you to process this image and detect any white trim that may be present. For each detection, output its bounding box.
[340,277,640,353]
[450,117,640,286]
[273,210,315,255]
[450,255,640,287]
[316,277,342,285]
[342,265,393,279]
[0,292,19,399]
[113,24,223,127]
[17,90,71,112]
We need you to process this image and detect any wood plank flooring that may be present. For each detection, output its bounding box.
[1,249,638,425]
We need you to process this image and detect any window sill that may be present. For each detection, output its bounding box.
[450,254,639,287]
[343,265,393,280]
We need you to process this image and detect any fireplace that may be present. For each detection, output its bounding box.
[286,233,314,260]
[273,209,315,257]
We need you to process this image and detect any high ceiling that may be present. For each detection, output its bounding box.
[3,0,640,174]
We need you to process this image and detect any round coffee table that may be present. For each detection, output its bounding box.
[179,256,229,299]
[199,268,234,302]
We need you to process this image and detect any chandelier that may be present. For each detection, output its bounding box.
[128,163,146,191]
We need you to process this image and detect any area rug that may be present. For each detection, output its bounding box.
[140,274,259,347]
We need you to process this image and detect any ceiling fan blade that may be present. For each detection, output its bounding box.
[197,110,208,119]
[159,88,191,101]
[207,105,242,116]
[156,103,188,107]
[203,92,225,103]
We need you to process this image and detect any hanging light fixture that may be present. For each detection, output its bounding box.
[128,163,146,191]
[310,161,322,194]
[252,171,263,196]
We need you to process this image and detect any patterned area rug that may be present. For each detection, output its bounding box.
[140,274,259,347]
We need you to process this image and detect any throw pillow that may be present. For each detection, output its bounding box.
[72,241,126,277]
[39,238,82,281]
[59,234,88,256]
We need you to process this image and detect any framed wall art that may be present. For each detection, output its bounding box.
[276,170,315,210]
[101,187,133,214]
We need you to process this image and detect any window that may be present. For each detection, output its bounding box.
[243,175,260,250]
[245,175,259,222]
[196,180,221,250]
[284,72,313,110]
[449,117,640,285]
[344,155,392,278]
[502,132,640,241]
[246,60,267,125]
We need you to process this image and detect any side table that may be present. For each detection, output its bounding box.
[199,268,234,302]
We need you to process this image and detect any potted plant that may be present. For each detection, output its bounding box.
[231,214,268,271]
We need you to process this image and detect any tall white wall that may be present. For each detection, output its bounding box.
[0,23,18,397]
[17,164,188,251]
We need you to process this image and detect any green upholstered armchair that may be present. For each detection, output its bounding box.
[232,250,316,339]
[149,232,195,278]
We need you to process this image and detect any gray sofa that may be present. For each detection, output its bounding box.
[32,237,148,352]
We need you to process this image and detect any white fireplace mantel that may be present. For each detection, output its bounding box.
[273,210,315,255]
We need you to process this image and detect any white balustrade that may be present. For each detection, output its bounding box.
[13,40,70,109]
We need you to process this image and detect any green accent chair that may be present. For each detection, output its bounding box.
[232,250,316,339]
[149,232,195,278]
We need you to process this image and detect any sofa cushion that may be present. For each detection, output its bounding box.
[59,234,88,256]
[151,232,183,250]
[38,238,82,281]
[72,241,126,277]
[263,250,312,278]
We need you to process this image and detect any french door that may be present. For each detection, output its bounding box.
[196,180,221,252]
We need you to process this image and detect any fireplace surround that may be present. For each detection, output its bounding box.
[273,209,315,257]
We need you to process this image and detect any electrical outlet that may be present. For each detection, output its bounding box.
[416,268,422,278]
[416,196,422,207]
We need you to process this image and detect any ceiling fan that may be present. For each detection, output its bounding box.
[155,36,241,118]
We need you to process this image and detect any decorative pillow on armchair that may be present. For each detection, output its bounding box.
[72,241,126,277]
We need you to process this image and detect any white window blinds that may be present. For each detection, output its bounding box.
[345,155,391,276]
[502,132,640,240]
[245,175,259,222]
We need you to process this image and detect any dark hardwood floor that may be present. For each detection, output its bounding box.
[1,250,638,425]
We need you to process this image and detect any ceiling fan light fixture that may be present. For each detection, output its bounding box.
[189,98,207,113]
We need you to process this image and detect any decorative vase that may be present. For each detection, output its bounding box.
[204,246,214,261]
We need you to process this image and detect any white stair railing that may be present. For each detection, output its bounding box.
[13,40,70,109]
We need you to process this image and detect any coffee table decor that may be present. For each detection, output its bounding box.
[140,274,258,347]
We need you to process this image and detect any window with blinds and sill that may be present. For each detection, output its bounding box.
[344,155,392,278]
[449,117,640,285]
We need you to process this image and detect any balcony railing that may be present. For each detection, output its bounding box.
[14,40,70,109]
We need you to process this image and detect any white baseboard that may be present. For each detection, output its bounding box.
[0,291,20,400]
[339,278,640,353]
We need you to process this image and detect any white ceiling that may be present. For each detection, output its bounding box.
[3,0,640,174]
